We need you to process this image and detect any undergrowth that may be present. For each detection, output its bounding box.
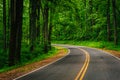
[0,45,58,73]
[53,40,120,51]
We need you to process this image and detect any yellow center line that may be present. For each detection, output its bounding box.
[74,48,90,80]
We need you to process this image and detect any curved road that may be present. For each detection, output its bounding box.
[14,45,120,80]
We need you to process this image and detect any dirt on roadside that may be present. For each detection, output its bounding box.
[102,49,120,58]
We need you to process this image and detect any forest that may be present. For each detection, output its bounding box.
[0,0,120,72]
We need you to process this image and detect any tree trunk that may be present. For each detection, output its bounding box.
[107,0,111,41]
[89,0,93,27]
[112,0,118,45]
[7,0,10,47]
[9,0,23,66]
[36,0,41,44]
[29,0,37,52]
[43,3,49,53]
[83,0,88,40]
[3,0,7,51]
[15,0,23,63]
[48,8,53,50]
[9,0,17,66]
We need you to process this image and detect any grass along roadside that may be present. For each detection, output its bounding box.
[0,46,62,73]
[0,46,68,80]
[53,41,120,58]
[0,47,57,73]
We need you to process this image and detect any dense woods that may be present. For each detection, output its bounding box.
[0,0,120,70]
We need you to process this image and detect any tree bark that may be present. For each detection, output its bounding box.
[29,0,37,52]
[112,0,118,45]
[48,8,53,50]
[9,0,17,66]
[89,0,93,27]
[9,0,23,66]
[3,0,7,51]
[15,0,23,63]
[36,0,41,44]
[107,0,111,41]
[43,3,49,53]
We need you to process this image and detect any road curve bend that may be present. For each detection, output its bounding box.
[14,45,120,80]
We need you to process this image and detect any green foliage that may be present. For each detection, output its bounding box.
[52,0,120,42]
[0,50,8,69]
[0,0,120,73]
[0,46,58,73]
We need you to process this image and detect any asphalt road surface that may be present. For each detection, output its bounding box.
[15,45,120,80]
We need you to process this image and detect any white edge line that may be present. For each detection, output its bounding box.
[94,48,120,61]
[78,46,120,61]
[103,51,120,60]
[14,47,70,80]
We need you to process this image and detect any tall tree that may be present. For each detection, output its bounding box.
[9,0,23,66]
[112,0,118,45]
[29,0,37,51]
[48,6,54,50]
[89,0,93,27]
[9,0,17,66]
[3,0,7,51]
[107,0,111,41]
[36,0,41,44]
[43,1,49,52]
[15,0,24,63]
